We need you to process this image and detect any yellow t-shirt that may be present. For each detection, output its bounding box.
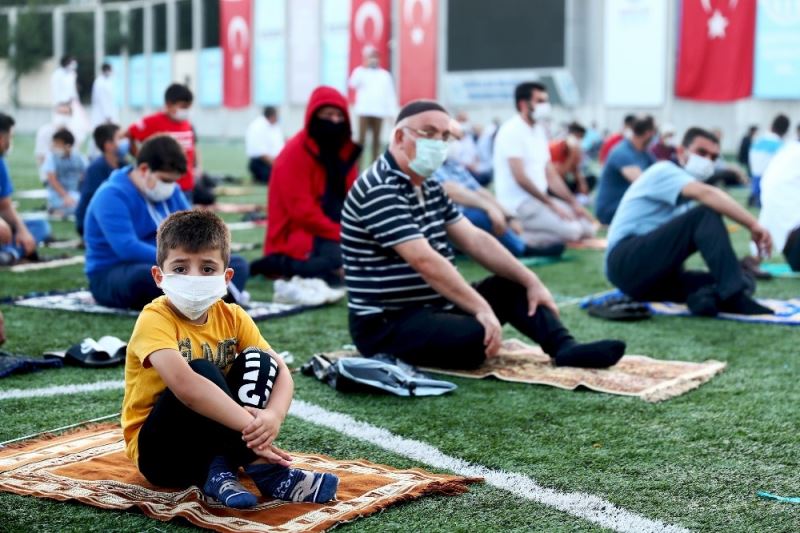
[121,296,271,465]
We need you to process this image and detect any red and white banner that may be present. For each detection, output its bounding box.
[221,0,252,108]
[348,0,391,102]
[675,0,756,101]
[398,0,438,104]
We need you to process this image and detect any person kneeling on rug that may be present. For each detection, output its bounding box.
[342,100,625,370]
[122,210,337,509]
[606,127,773,316]
[84,135,249,309]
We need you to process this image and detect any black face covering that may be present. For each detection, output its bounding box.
[307,116,361,223]
[308,117,349,151]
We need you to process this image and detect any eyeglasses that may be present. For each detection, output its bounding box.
[403,126,451,142]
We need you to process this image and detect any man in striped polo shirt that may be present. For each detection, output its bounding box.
[341,101,625,370]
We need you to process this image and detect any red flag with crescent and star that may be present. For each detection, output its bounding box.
[398,0,438,104]
[221,0,252,108]
[348,0,392,103]
[675,0,756,101]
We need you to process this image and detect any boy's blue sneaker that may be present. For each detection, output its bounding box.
[245,463,339,503]
[204,457,258,509]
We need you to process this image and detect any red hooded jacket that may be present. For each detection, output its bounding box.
[264,86,360,260]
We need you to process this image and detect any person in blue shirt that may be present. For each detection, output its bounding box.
[595,115,656,225]
[42,128,86,217]
[75,123,128,236]
[84,135,249,309]
[0,113,48,266]
[606,127,773,317]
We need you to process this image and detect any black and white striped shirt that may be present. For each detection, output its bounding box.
[341,151,463,316]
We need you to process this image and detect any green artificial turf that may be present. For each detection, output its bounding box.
[0,135,798,532]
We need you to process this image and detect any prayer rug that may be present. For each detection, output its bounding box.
[0,425,478,533]
[2,255,84,273]
[317,339,725,402]
[582,289,800,326]
[231,241,260,252]
[214,203,263,214]
[760,263,800,278]
[9,290,320,322]
[566,238,608,251]
[227,221,260,231]
[14,189,48,200]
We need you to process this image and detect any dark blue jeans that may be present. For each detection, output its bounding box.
[462,207,526,257]
[89,255,250,310]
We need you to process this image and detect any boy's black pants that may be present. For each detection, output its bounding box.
[137,350,279,487]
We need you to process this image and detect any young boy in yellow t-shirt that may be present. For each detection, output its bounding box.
[121,210,338,508]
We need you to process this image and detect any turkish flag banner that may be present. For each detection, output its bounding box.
[348,0,392,102]
[398,0,438,104]
[675,0,756,101]
[221,0,252,108]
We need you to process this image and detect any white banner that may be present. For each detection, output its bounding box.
[603,0,667,107]
[288,0,320,105]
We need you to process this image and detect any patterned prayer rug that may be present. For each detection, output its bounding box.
[0,425,478,533]
[582,289,800,326]
[318,339,725,402]
[9,290,320,322]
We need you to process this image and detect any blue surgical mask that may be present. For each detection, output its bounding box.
[409,138,449,178]
[116,138,130,158]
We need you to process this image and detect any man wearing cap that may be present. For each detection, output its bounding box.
[341,100,626,370]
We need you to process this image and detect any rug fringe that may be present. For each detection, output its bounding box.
[640,361,727,402]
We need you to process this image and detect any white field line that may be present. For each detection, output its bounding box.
[0,382,688,533]
[0,380,125,401]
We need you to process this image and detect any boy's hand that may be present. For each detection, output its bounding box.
[253,443,293,467]
[242,406,283,450]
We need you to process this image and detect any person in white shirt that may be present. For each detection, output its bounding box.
[245,106,285,184]
[91,63,118,127]
[759,140,800,271]
[34,103,73,184]
[475,119,498,186]
[492,82,594,248]
[51,56,79,107]
[348,46,397,162]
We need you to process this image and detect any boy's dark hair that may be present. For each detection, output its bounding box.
[264,106,277,120]
[514,82,547,111]
[93,123,120,151]
[101,63,112,73]
[681,127,719,148]
[771,114,790,136]
[0,113,15,134]
[137,135,188,174]
[632,115,655,136]
[567,122,586,137]
[157,210,231,268]
[623,114,636,127]
[60,55,74,67]
[53,128,75,146]
[164,83,194,105]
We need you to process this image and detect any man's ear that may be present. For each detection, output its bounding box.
[151,265,164,287]
[224,267,234,284]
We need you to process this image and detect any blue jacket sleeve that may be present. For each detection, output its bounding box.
[92,188,157,263]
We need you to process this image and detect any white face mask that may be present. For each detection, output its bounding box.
[143,177,176,203]
[172,108,191,121]
[52,147,66,157]
[159,273,229,320]
[531,102,552,122]
[68,61,78,71]
[408,138,449,177]
[683,152,715,180]
[623,128,634,140]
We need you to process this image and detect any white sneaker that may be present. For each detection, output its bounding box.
[294,276,346,304]
[273,278,328,306]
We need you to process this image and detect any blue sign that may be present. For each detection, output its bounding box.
[253,0,286,105]
[149,53,172,106]
[129,54,147,108]
[198,47,223,107]
[754,1,800,99]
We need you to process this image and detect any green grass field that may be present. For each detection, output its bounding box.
[0,135,798,532]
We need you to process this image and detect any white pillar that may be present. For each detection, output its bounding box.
[95,5,105,73]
